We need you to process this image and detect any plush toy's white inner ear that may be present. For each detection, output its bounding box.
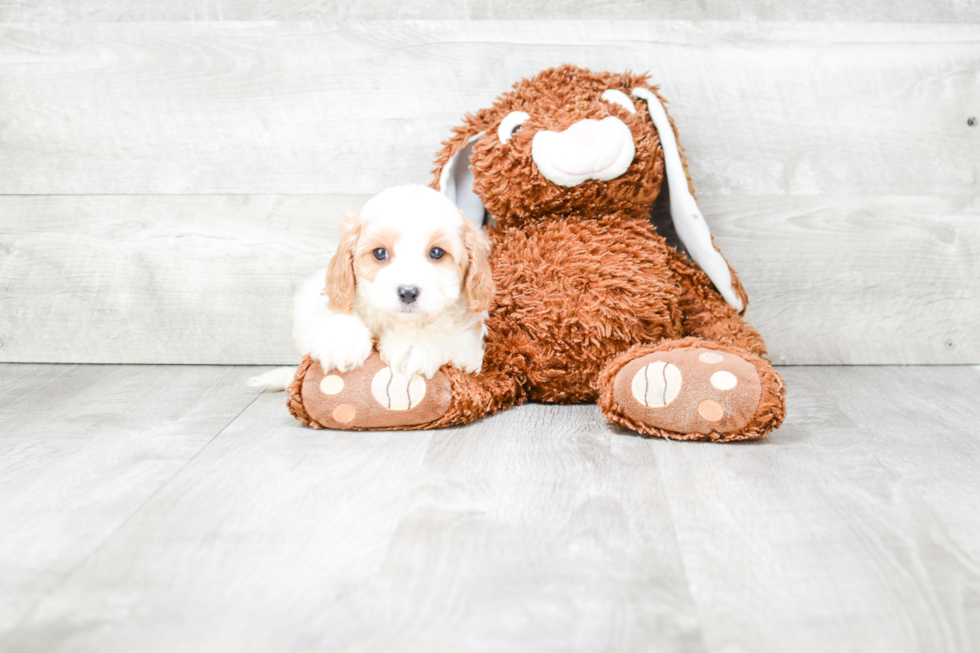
[631,87,743,312]
[601,89,636,115]
[438,132,486,228]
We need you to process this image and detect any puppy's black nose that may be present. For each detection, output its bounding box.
[397,285,420,304]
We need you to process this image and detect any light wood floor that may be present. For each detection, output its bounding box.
[1,363,978,652]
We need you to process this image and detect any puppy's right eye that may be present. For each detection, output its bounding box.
[373,248,388,261]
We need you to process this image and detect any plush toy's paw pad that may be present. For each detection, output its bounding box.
[369,367,427,411]
[614,347,762,436]
[630,360,683,407]
[298,352,451,430]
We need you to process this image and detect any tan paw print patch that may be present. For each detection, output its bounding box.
[615,347,762,435]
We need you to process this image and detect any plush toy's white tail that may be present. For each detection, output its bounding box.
[247,367,296,392]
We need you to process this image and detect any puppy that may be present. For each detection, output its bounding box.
[250,185,494,390]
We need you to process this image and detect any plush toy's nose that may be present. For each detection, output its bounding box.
[564,119,602,148]
[531,116,635,188]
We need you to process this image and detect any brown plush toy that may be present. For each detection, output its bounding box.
[288,65,786,441]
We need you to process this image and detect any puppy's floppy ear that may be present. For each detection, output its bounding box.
[323,212,360,313]
[461,216,494,312]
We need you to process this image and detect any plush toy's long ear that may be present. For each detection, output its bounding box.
[433,127,487,228]
[632,87,744,313]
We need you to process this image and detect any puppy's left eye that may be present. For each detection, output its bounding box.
[429,247,445,260]
[373,248,388,261]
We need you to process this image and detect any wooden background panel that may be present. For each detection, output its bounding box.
[0,22,977,197]
[713,195,980,365]
[2,0,978,22]
[1,194,976,365]
[0,195,353,364]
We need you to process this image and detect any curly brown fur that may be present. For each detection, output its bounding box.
[287,355,316,427]
[483,212,684,403]
[666,249,766,355]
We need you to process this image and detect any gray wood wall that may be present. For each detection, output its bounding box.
[1,6,977,365]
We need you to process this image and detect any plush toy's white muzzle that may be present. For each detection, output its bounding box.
[531,117,636,187]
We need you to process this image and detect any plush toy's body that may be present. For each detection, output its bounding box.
[288,65,786,441]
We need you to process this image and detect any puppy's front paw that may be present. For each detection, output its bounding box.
[320,339,373,373]
[381,342,443,379]
[306,319,373,374]
[311,336,372,373]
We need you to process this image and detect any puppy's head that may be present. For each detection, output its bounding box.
[324,185,494,319]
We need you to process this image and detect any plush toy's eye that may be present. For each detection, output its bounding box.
[373,248,388,261]
[429,247,445,260]
[498,111,530,144]
[601,89,636,115]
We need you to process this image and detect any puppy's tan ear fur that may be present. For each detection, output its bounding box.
[323,213,360,313]
[461,217,494,312]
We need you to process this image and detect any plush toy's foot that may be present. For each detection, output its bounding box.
[287,352,453,430]
[597,338,786,442]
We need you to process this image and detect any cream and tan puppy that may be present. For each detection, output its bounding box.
[251,185,493,390]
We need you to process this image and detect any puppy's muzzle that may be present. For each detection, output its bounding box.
[397,285,420,304]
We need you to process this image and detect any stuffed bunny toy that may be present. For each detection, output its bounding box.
[288,64,785,442]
